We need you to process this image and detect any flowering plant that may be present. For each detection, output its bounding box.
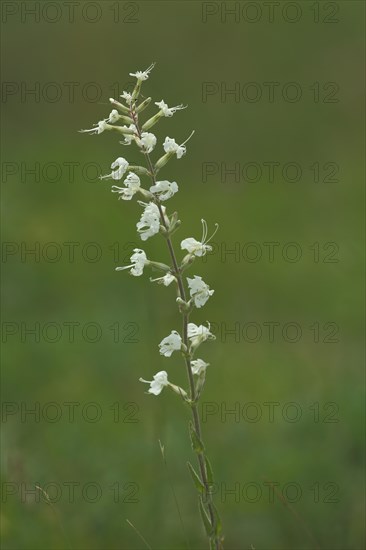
[80,63,223,549]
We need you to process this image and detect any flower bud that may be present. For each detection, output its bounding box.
[162,210,170,228]
[181,343,188,354]
[168,213,181,235]
[170,211,179,226]
[131,80,142,101]
[159,225,168,237]
[149,261,171,272]
[180,253,195,271]
[194,370,207,400]
[109,98,130,115]
[168,383,188,400]
[169,220,181,236]
[154,152,174,172]
[142,112,163,131]
[114,125,135,135]
[108,123,135,135]
[129,165,151,177]
[117,115,135,125]
[176,297,192,313]
[136,97,152,113]
[138,188,154,200]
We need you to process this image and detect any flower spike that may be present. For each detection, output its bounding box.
[80,63,223,545]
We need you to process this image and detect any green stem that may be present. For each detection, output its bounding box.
[130,105,222,550]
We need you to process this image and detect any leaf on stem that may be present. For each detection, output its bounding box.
[189,421,205,454]
[212,502,223,536]
[204,455,214,485]
[199,496,213,537]
[187,461,205,494]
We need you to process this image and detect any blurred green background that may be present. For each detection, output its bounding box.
[1,1,365,549]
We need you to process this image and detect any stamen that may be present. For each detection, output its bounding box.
[145,62,156,74]
[115,264,132,271]
[206,222,219,244]
[201,219,208,243]
[181,130,195,146]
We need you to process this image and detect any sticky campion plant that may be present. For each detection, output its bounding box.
[80,64,224,549]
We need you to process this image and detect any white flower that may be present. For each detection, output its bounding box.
[187,275,214,308]
[191,359,209,376]
[155,100,186,117]
[100,157,129,181]
[150,273,176,286]
[129,63,155,82]
[163,136,186,159]
[137,132,157,153]
[115,248,148,276]
[162,131,195,159]
[111,172,141,200]
[79,120,108,135]
[139,371,169,395]
[106,109,120,124]
[181,219,219,257]
[120,124,137,145]
[139,370,187,398]
[149,180,178,201]
[187,322,215,349]
[136,201,161,241]
[159,330,182,357]
[181,237,207,257]
[120,91,133,105]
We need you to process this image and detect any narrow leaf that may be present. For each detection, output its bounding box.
[136,97,152,113]
[199,496,213,537]
[187,461,204,494]
[189,421,205,454]
[212,503,222,536]
[204,455,214,485]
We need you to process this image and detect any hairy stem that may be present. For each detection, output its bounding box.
[130,106,222,549]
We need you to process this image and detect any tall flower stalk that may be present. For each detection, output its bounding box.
[80,64,223,549]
